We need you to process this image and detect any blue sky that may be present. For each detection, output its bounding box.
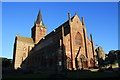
[2,2,118,59]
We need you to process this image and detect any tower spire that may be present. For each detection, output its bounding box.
[35,10,44,25]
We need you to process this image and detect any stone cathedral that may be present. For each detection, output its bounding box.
[13,11,97,72]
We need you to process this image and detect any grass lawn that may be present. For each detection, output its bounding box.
[2,72,120,80]
[65,72,120,79]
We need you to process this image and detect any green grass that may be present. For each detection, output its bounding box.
[2,73,51,79]
[65,72,120,79]
[2,72,120,79]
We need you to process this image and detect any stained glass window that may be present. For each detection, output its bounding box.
[75,32,82,46]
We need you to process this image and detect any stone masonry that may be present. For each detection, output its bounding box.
[13,11,97,72]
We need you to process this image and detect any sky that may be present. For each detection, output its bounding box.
[2,2,118,59]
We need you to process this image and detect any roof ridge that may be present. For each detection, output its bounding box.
[16,35,34,43]
[16,35,32,39]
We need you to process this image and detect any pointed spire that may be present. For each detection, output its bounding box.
[35,10,44,25]
[68,12,71,21]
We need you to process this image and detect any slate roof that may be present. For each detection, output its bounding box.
[16,35,34,44]
[35,10,44,25]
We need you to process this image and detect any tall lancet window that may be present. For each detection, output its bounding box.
[75,32,83,46]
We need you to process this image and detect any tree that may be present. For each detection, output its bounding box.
[98,58,105,67]
[108,50,117,65]
[116,50,120,68]
[1,57,12,67]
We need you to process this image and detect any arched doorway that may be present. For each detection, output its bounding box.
[66,57,72,70]
[79,54,88,69]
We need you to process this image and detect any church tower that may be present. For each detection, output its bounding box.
[31,10,47,44]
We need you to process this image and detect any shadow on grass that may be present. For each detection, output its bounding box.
[2,69,120,80]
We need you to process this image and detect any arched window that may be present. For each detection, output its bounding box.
[75,32,82,46]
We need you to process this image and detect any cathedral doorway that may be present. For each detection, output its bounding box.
[79,54,88,69]
[82,61,88,68]
[66,57,72,70]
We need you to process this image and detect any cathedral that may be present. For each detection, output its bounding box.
[13,11,97,72]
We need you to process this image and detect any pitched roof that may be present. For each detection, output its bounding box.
[16,35,34,44]
[36,15,76,46]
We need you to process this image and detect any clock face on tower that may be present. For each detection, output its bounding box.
[40,27,43,30]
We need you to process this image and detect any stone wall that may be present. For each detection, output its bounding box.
[21,14,96,72]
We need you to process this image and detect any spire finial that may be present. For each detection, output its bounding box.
[82,17,84,25]
[90,34,93,42]
[35,10,44,25]
[68,12,71,20]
